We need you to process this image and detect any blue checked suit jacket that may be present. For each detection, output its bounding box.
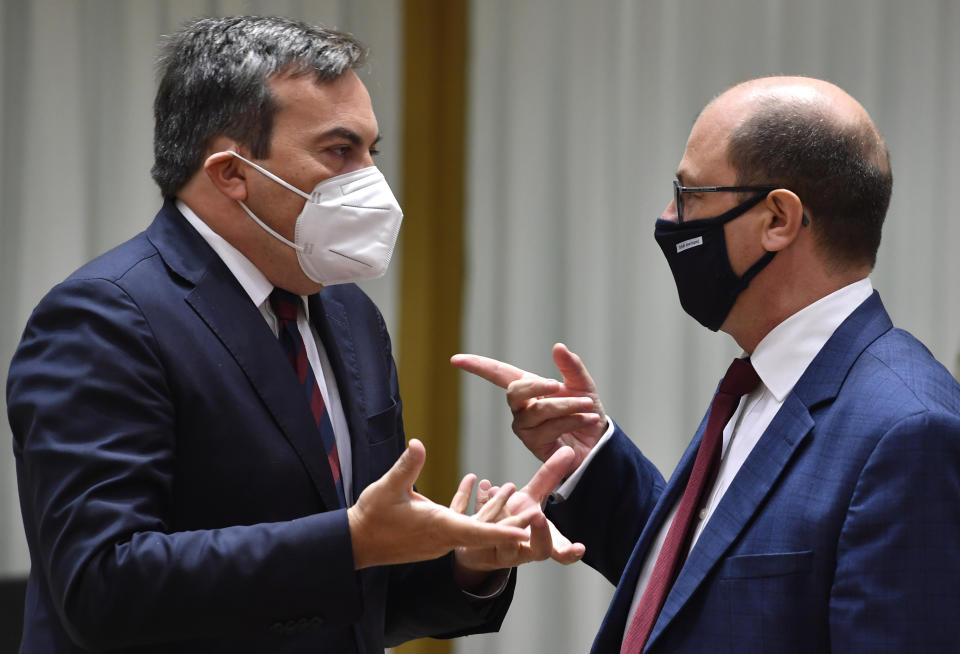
[7,200,513,653]
[548,291,960,653]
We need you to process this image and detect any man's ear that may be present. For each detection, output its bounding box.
[204,146,248,201]
[761,188,805,252]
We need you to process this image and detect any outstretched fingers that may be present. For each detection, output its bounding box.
[547,520,586,564]
[440,508,529,548]
[492,508,584,565]
[449,473,477,514]
[475,483,516,521]
[520,446,577,503]
[450,353,529,389]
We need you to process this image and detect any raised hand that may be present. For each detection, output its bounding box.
[451,446,586,575]
[346,439,529,570]
[451,343,608,467]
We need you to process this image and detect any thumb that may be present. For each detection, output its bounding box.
[522,446,576,502]
[385,438,426,491]
[553,343,597,394]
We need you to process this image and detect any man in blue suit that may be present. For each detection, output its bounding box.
[6,16,582,653]
[454,76,960,652]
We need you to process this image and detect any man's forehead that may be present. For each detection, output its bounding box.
[269,71,378,134]
[678,108,735,183]
[269,69,367,105]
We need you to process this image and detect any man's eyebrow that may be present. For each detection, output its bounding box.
[316,127,382,147]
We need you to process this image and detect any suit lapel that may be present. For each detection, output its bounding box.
[146,201,342,510]
[592,435,703,653]
[310,292,377,497]
[640,291,893,652]
[645,396,813,649]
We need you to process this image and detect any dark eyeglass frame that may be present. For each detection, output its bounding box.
[673,179,777,224]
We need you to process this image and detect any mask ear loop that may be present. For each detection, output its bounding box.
[235,201,303,252]
[227,150,312,200]
[739,250,776,286]
[733,190,780,288]
[226,150,308,252]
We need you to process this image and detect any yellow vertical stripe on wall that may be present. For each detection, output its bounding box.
[395,1,466,654]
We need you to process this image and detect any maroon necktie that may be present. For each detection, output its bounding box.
[620,357,760,653]
[270,288,346,507]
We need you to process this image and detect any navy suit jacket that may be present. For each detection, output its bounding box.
[548,292,960,653]
[7,201,513,653]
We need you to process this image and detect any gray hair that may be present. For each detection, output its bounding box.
[151,15,366,199]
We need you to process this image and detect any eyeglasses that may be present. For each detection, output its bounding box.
[673,179,777,224]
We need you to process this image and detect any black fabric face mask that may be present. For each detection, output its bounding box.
[654,193,775,331]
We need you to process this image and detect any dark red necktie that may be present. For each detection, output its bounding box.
[270,288,346,508]
[621,357,760,653]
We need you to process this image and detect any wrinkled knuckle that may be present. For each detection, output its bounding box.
[525,401,544,420]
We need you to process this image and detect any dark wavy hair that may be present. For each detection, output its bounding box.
[727,96,893,270]
[151,16,366,199]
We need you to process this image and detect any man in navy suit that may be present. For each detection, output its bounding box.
[6,16,583,653]
[454,76,960,652]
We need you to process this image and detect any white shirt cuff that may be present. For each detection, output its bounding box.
[460,567,513,599]
[550,418,616,502]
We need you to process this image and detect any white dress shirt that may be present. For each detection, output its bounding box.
[555,277,874,641]
[177,200,354,503]
[619,278,873,638]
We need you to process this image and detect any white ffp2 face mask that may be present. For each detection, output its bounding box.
[228,151,403,286]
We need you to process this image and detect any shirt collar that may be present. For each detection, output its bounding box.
[748,278,874,402]
[176,199,309,316]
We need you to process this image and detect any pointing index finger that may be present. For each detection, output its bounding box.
[451,353,529,389]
